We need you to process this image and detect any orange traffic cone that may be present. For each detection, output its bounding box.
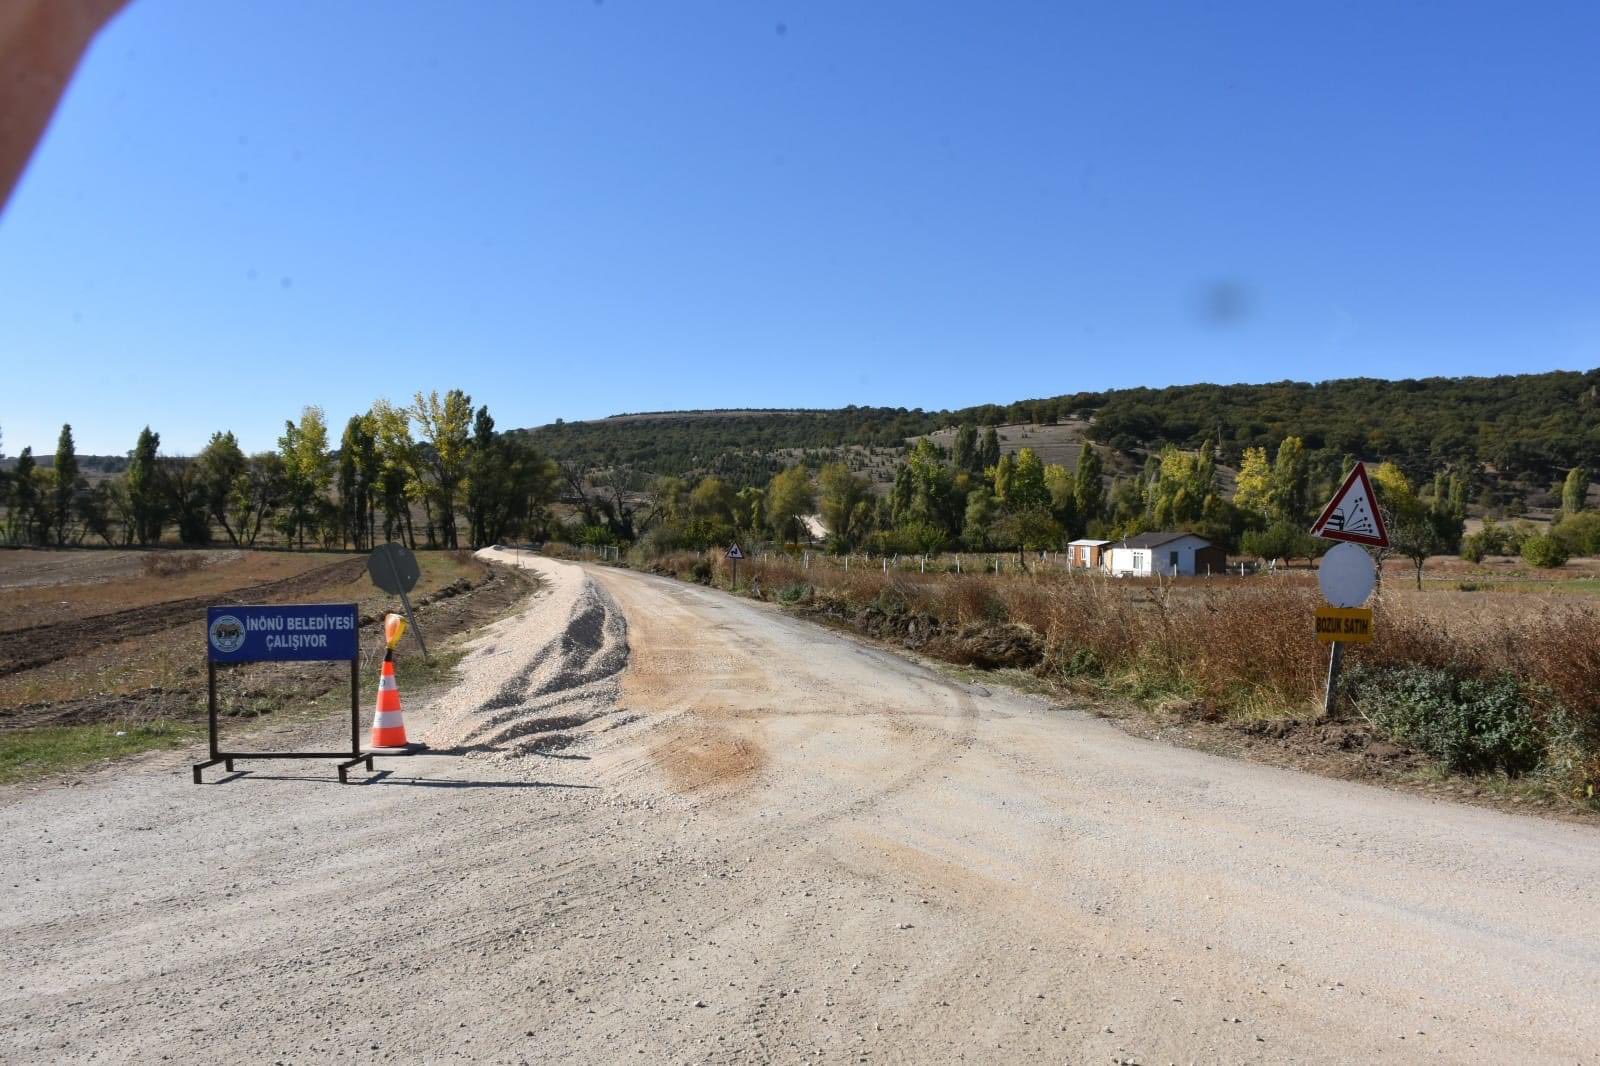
[370,647,409,748]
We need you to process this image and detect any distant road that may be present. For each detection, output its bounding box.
[2,552,1597,1063]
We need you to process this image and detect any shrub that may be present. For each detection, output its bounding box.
[1521,534,1568,569]
[1552,511,1600,557]
[688,559,713,584]
[776,582,811,605]
[1458,534,1487,563]
[1348,666,1544,775]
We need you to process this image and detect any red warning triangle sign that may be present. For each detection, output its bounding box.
[725,543,746,560]
[1310,463,1390,547]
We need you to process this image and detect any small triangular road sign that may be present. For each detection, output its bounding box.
[725,544,746,560]
[1310,463,1390,548]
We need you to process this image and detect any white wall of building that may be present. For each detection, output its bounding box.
[1107,535,1213,577]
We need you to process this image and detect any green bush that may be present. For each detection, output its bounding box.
[688,559,713,584]
[1521,533,1568,569]
[1552,511,1600,556]
[1458,534,1487,563]
[776,582,811,605]
[1348,666,1545,775]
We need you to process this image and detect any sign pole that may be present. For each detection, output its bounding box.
[384,550,428,660]
[1323,641,1344,716]
[350,656,360,756]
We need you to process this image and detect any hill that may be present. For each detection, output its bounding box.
[518,369,1600,506]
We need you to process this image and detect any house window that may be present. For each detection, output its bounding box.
[1169,550,1179,569]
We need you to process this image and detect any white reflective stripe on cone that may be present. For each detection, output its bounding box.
[372,710,405,729]
[377,674,398,691]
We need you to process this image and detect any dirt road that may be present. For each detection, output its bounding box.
[3,553,1598,1063]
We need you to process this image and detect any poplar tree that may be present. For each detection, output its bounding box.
[1073,445,1105,528]
[196,431,246,543]
[53,424,79,546]
[411,389,474,549]
[978,426,1001,471]
[127,427,164,545]
[951,424,979,473]
[1563,467,1590,514]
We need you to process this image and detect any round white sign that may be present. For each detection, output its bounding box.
[1318,541,1376,607]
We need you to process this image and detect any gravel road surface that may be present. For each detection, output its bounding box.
[3,551,1598,1063]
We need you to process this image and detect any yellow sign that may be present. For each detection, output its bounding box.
[1315,606,1373,644]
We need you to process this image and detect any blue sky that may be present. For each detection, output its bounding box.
[3,0,1598,455]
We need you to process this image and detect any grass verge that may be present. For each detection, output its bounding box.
[0,721,206,785]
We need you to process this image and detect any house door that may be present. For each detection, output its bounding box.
[1169,550,1179,573]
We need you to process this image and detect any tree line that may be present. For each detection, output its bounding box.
[0,391,559,551]
[631,420,1596,582]
[524,371,1600,514]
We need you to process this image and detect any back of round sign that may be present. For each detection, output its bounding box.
[1318,541,1377,607]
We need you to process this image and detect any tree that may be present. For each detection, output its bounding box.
[1241,522,1324,566]
[6,447,36,543]
[978,426,1001,471]
[888,464,914,524]
[1563,466,1590,514]
[464,409,558,547]
[765,465,815,544]
[30,467,59,545]
[1553,511,1600,556]
[76,480,118,545]
[127,427,164,545]
[951,424,979,473]
[229,453,284,547]
[1233,446,1272,524]
[411,389,474,548]
[52,424,80,546]
[1269,436,1310,525]
[1074,446,1105,529]
[893,439,960,534]
[1371,462,1455,589]
[161,457,212,545]
[1144,442,1217,529]
[1043,463,1079,536]
[278,407,332,549]
[735,486,766,536]
[1522,533,1568,569]
[999,447,1049,512]
[196,431,246,544]
[961,489,995,549]
[338,415,377,550]
[816,463,873,551]
[370,400,421,546]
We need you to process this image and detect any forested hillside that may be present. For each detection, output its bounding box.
[521,370,1600,502]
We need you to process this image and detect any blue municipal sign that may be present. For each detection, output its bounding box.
[206,603,360,663]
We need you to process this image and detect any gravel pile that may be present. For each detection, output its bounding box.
[427,551,629,769]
